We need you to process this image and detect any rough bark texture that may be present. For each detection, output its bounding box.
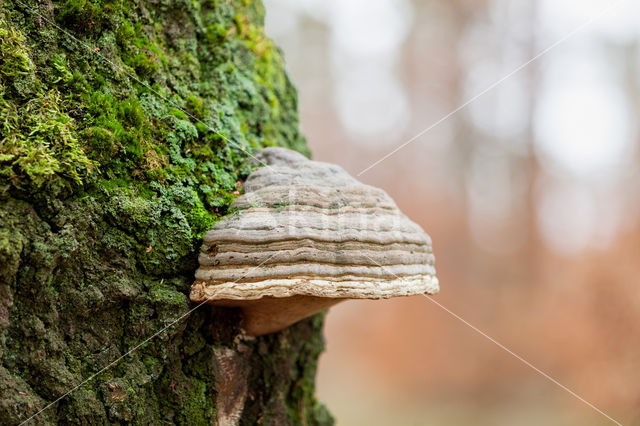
[0,0,332,424]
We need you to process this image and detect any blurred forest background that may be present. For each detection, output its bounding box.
[263,0,640,425]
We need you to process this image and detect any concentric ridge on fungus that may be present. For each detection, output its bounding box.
[191,147,439,335]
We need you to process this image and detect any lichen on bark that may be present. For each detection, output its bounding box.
[0,0,331,424]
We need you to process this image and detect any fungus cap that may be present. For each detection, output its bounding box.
[191,147,438,335]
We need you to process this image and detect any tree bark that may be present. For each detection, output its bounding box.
[0,0,332,424]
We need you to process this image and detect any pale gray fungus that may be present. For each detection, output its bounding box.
[191,147,439,335]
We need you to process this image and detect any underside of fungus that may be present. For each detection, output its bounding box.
[190,147,439,336]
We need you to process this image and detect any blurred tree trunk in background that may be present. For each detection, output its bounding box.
[0,0,331,424]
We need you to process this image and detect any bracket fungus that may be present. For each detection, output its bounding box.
[191,147,438,336]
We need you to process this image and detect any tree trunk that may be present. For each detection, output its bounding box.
[0,0,332,424]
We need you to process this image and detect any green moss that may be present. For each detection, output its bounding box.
[56,0,102,30]
[181,379,214,424]
[0,20,38,96]
[0,88,94,191]
[149,281,187,307]
[50,54,74,85]
[185,95,206,118]
[172,187,218,239]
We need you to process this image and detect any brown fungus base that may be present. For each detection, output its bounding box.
[210,296,342,336]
